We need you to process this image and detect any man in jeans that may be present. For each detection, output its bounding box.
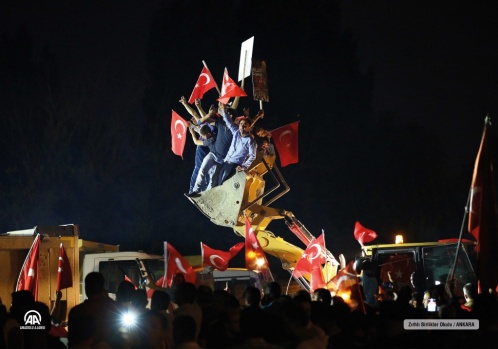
[188,124,220,194]
[215,103,257,187]
[179,96,216,194]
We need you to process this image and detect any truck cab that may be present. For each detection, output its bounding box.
[355,241,477,298]
[81,251,163,301]
[81,252,264,304]
[212,268,265,302]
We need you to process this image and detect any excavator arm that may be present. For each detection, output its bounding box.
[186,150,338,289]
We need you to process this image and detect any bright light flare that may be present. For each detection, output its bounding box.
[395,234,404,244]
[121,311,137,327]
[337,291,351,301]
[256,258,265,267]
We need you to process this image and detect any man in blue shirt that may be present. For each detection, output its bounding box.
[215,103,257,186]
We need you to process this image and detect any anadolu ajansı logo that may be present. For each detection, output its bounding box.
[20,310,46,330]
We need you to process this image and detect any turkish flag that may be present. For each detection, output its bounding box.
[292,233,326,279]
[188,66,217,104]
[378,253,415,288]
[245,218,270,272]
[124,275,138,290]
[327,261,359,293]
[218,68,247,104]
[468,118,498,291]
[171,110,189,158]
[16,233,41,300]
[164,242,196,287]
[309,264,326,292]
[271,121,299,167]
[354,221,377,246]
[327,261,365,312]
[201,242,244,271]
[56,243,73,292]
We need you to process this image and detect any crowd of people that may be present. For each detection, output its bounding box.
[180,96,272,196]
[2,270,498,348]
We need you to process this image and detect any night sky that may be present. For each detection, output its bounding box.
[2,0,498,277]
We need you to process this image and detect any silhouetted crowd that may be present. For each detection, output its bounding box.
[1,272,498,348]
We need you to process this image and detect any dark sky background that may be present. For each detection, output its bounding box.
[340,1,498,167]
[2,0,498,277]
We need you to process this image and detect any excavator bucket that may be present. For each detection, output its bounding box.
[185,170,247,227]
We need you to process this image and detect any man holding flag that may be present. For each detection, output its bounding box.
[215,103,257,187]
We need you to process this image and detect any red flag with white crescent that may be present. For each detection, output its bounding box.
[164,242,196,287]
[56,243,73,292]
[309,264,326,292]
[188,66,217,104]
[354,221,378,246]
[201,242,244,271]
[468,118,498,291]
[292,233,326,278]
[171,110,189,158]
[16,234,41,300]
[271,121,299,167]
[327,261,359,293]
[245,218,270,272]
[218,68,247,104]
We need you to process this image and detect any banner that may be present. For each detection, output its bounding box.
[252,59,269,102]
[238,36,254,81]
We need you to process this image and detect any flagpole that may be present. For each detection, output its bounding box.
[356,282,367,315]
[202,60,221,95]
[200,242,204,269]
[236,52,247,111]
[448,116,492,288]
[322,230,331,284]
[448,190,471,284]
[162,242,168,288]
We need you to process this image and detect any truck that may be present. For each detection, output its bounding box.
[353,240,477,298]
[0,225,118,322]
[82,252,265,303]
[0,225,264,322]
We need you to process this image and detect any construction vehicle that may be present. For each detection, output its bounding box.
[185,137,482,297]
[353,240,477,298]
[186,142,340,290]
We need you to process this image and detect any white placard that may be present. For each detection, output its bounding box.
[238,36,254,81]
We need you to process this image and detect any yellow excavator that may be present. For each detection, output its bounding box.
[186,145,339,290]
